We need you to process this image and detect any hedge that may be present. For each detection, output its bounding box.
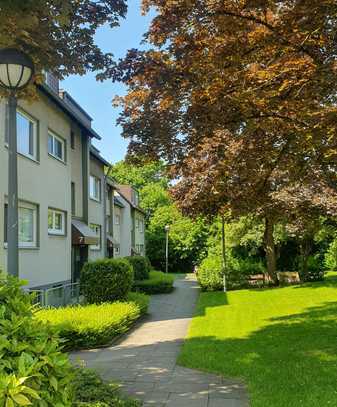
[36,292,149,350]
[133,271,174,294]
[81,258,133,304]
[73,368,140,406]
[125,256,151,280]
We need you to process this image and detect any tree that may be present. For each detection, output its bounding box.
[0,0,127,96]
[112,0,337,281]
[109,160,209,272]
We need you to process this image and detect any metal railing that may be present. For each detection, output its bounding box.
[30,282,80,308]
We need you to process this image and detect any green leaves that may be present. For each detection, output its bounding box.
[0,272,74,406]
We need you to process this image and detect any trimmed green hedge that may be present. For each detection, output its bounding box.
[36,292,149,350]
[73,368,140,406]
[125,256,151,280]
[133,271,174,294]
[81,258,134,304]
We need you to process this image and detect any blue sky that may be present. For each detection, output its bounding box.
[61,1,155,163]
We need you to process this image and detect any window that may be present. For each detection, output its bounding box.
[114,245,120,255]
[132,189,139,206]
[139,219,144,233]
[90,175,101,201]
[70,131,75,149]
[135,218,139,229]
[106,216,110,234]
[48,209,66,235]
[4,202,38,248]
[115,214,120,225]
[90,224,101,250]
[6,110,38,160]
[48,131,65,162]
[71,182,76,216]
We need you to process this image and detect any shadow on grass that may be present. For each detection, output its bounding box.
[179,298,337,407]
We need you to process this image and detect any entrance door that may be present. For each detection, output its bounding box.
[71,245,88,282]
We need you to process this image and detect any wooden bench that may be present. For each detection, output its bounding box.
[248,274,266,287]
[277,271,300,285]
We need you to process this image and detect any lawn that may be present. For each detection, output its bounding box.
[179,272,337,407]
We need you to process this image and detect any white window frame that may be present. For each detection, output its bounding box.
[115,214,121,225]
[90,223,101,250]
[48,130,66,162]
[90,175,101,202]
[114,245,120,255]
[48,208,66,236]
[139,219,144,233]
[15,109,38,161]
[4,201,38,248]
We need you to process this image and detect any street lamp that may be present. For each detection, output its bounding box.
[0,48,35,277]
[165,225,170,274]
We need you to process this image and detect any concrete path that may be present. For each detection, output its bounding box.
[70,275,249,407]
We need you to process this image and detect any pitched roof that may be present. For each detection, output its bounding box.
[39,83,101,140]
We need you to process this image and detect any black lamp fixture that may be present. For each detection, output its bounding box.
[0,48,34,91]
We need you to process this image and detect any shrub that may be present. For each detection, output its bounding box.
[81,258,133,304]
[197,255,224,291]
[133,270,174,294]
[299,255,325,282]
[325,238,337,271]
[125,256,150,280]
[36,292,149,350]
[73,368,141,406]
[0,273,74,406]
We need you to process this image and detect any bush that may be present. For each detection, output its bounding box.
[81,258,133,304]
[133,271,174,294]
[198,254,267,291]
[325,238,337,271]
[0,273,74,406]
[197,255,224,291]
[299,255,325,282]
[125,256,150,280]
[73,368,141,406]
[36,292,149,350]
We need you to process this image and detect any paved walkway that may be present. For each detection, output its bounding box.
[70,275,249,407]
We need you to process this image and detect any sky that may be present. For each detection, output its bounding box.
[61,1,155,163]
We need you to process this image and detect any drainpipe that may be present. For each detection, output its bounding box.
[103,165,113,258]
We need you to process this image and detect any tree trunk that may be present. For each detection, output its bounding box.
[300,238,312,277]
[264,217,277,283]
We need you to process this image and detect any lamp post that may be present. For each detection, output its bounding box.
[221,216,227,292]
[0,48,34,277]
[165,225,170,274]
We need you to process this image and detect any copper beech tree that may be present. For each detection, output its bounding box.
[113,0,337,281]
[0,0,127,96]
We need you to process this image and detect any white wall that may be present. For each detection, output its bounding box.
[0,94,72,288]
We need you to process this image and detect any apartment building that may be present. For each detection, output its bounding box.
[0,74,145,291]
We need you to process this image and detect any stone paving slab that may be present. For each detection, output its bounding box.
[71,275,249,406]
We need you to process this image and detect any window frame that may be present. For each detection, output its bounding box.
[90,223,101,250]
[4,201,38,248]
[48,208,66,236]
[115,214,121,225]
[89,175,101,202]
[5,108,39,161]
[48,130,66,163]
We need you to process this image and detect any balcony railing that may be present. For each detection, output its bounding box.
[30,282,80,308]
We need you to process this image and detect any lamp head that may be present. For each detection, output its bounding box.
[0,48,34,91]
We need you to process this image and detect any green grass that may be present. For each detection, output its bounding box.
[133,270,175,294]
[179,272,337,407]
[36,292,149,350]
